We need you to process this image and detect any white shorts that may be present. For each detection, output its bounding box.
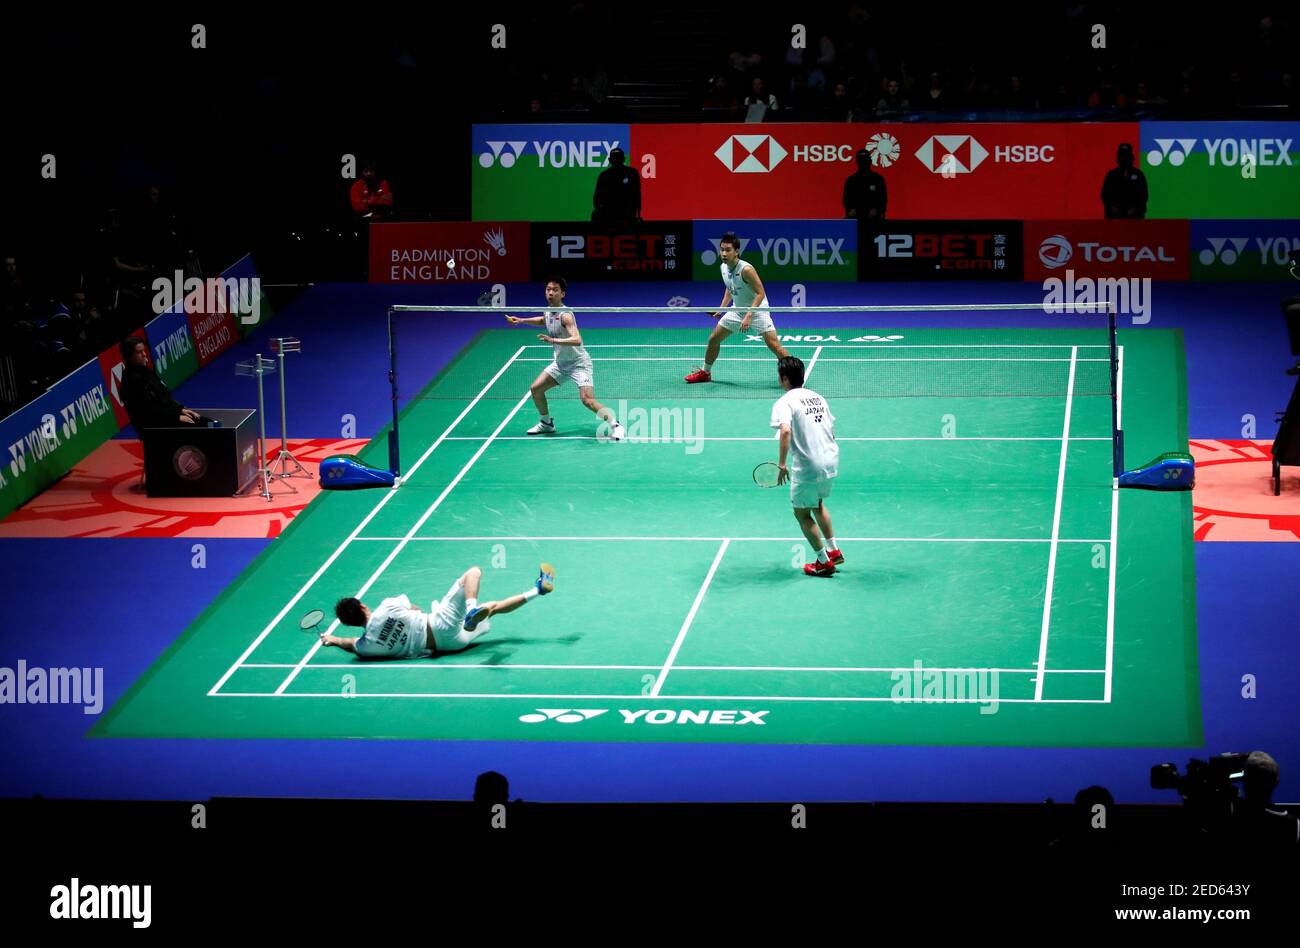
[719,310,776,335]
[429,578,477,651]
[544,360,594,389]
[791,475,834,509]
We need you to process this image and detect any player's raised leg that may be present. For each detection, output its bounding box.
[463,563,556,635]
[527,369,560,434]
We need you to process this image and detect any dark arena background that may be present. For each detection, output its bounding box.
[2,2,1298,927]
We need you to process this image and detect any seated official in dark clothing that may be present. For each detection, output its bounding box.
[843,149,887,219]
[591,147,641,223]
[1101,142,1148,219]
[119,335,213,429]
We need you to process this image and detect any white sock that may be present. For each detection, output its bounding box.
[523,587,539,600]
[465,597,477,611]
[540,415,553,425]
[827,537,838,550]
[703,361,714,372]
[815,547,829,563]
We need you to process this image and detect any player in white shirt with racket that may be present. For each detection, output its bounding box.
[768,356,842,576]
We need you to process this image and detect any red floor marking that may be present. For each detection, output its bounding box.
[1189,439,1300,541]
[0,438,370,538]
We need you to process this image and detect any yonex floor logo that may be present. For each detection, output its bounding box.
[518,708,608,724]
[865,132,901,167]
[1145,138,1197,166]
[714,135,788,173]
[519,708,770,725]
[1039,235,1073,268]
[915,135,988,174]
[479,141,527,168]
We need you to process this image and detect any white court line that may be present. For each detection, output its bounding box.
[442,435,1112,442]
[273,390,533,695]
[239,662,1106,674]
[353,535,1113,544]
[524,344,1114,349]
[514,357,1111,363]
[804,345,824,381]
[1105,344,1124,703]
[208,346,529,697]
[213,692,1107,704]
[651,539,729,696]
[1034,345,1078,702]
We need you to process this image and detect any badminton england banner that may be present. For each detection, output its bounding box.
[369,222,531,283]
[633,122,1137,221]
[1142,123,1300,219]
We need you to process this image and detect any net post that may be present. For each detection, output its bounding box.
[387,305,401,479]
[1108,299,1123,481]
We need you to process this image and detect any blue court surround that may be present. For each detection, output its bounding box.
[4,279,1298,803]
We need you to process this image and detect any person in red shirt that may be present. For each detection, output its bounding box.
[349,159,394,220]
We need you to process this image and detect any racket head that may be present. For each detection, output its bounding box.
[299,609,326,631]
[752,461,781,488]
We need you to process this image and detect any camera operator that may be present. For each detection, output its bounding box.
[1230,751,1300,848]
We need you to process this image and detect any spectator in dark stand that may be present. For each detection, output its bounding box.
[1004,75,1035,112]
[102,207,153,306]
[703,75,738,115]
[1101,142,1148,219]
[68,288,109,355]
[349,160,395,222]
[134,184,185,274]
[875,77,909,117]
[118,335,213,430]
[823,81,854,121]
[843,149,887,220]
[743,76,778,114]
[591,147,640,224]
[920,72,946,111]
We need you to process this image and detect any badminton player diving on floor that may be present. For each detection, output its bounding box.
[771,356,843,576]
[323,564,555,658]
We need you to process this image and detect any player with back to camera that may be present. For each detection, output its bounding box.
[685,231,789,385]
[506,276,626,441]
[772,356,843,576]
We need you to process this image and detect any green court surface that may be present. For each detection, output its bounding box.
[94,326,1200,746]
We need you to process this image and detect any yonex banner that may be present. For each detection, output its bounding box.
[859,220,1023,280]
[692,220,857,281]
[369,222,531,283]
[144,305,199,391]
[1142,123,1300,219]
[0,360,119,518]
[635,123,1137,221]
[1023,220,1190,281]
[529,221,691,281]
[472,123,632,221]
[1190,220,1300,281]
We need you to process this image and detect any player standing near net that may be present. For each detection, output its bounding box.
[506,276,626,440]
[324,564,556,658]
[684,231,789,384]
[772,356,843,576]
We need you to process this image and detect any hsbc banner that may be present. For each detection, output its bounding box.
[635,123,1137,221]
[692,220,857,281]
[1024,220,1191,281]
[1142,122,1300,219]
[859,220,1023,280]
[369,222,531,284]
[473,124,631,221]
[530,222,691,281]
[1191,220,1300,281]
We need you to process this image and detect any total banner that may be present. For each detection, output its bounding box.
[530,222,692,281]
[692,220,857,281]
[859,220,1023,280]
[635,122,1137,221]
[1023,220,1191,281]
[369,222,532,284]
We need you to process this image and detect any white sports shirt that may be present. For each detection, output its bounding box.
[543,309,593,369]
[355,595,431,659]
[771,387,839,479]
